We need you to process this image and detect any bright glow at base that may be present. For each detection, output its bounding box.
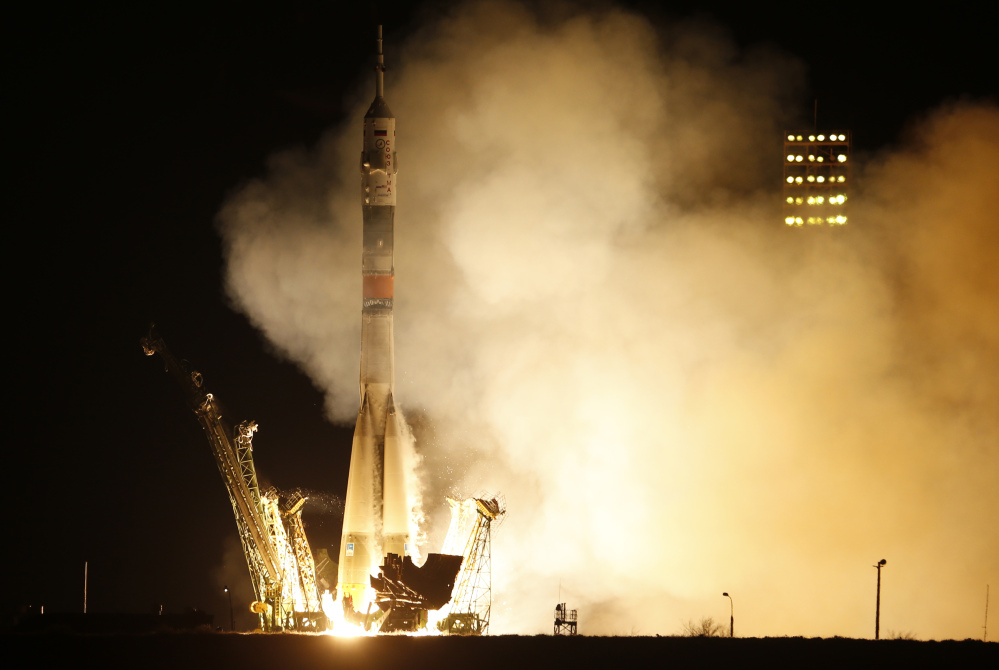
[323,586,392,637]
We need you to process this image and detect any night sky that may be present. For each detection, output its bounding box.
[7,1,994,631]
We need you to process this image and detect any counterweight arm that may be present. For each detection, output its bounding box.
[142,327,282,618]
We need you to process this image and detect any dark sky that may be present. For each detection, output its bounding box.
[7,1,993,629]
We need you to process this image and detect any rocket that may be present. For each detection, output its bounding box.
[337,25,411,610]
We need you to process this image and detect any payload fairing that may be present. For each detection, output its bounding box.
[337,26,412,609]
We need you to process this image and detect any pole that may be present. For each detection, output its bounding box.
[875,567,881,639]
[874,559,886,639]
[84,561,88,614]
[984,584,989,642]
[723,592,734,638]
[225,585,234,631]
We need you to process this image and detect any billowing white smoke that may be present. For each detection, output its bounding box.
[218,1,999,638]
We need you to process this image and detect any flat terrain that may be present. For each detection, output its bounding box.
[3,633,995,669]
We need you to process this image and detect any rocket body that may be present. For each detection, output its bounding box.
[337,29,410,608]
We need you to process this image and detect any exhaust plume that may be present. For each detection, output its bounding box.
[217,1,999,638]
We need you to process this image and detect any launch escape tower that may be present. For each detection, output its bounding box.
[142,329,325,631]
[439,496,506,635]
[783,131,851,226]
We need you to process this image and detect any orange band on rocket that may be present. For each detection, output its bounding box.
[363,274,394,299]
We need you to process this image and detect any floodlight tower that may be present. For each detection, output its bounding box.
[783,131,851,227]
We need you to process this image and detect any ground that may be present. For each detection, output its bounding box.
[3,633,995,669]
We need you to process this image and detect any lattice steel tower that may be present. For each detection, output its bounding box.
[440,496,505,635]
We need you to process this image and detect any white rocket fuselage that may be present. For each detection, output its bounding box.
[337,29,410,607]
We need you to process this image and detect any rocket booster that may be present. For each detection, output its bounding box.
[337,25,410,608]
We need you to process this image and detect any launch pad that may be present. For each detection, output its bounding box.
[369,553,463,632]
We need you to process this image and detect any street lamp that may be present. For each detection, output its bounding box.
[224,585,234,632]
[722,592,734,637]
[874,559,886,640]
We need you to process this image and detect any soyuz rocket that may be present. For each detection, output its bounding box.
[337,26,411,609]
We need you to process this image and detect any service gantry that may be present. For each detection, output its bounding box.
[142,327,325,631]
[438,495,505,635]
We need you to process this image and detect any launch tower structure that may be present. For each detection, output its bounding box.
[142,329,325,631]
[439,496,505,635]
[783,131,851,226]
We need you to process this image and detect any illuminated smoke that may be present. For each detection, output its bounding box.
[217,1,999,638]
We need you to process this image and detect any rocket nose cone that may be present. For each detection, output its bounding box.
[365,96,394,119]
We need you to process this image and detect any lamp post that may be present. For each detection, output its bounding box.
[722,592,734,637]
[874,559,886,640]
[224,585,234,631]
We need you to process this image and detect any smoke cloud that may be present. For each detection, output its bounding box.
[217,1,998,638]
